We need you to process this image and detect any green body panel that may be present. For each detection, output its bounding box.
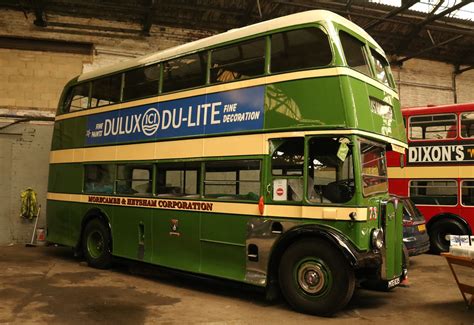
[48,164,83,193]
[151,210,201,272]
[381,200,403,279]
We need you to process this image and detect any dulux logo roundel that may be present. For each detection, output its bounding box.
[142,107,160,136]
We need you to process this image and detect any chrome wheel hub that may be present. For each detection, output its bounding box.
[297,262,325,294]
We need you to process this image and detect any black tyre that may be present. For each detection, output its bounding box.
[82,218,112,269]
[429,219,467,254]
[278,238,355,316]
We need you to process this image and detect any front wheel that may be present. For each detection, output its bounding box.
[82,218,112,269]
[429,219,467,254]
[278,238,355,316]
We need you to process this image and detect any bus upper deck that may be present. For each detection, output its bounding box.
[52,10,406,154]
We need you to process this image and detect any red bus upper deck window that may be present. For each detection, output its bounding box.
[408,113,457,140]
[460,112,474,139]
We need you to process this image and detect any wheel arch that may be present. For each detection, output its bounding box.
[266,224,359,290]
[77,207,113,250]
[427,213,472,235]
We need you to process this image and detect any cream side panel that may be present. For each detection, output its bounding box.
[50,129,407,164]
[47,192,368,221]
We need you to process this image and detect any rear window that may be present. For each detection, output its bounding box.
[402,199,425,222]
[271,28,332,73]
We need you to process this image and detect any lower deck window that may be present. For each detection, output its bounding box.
[156,163,200,198]
[461,181,474,206]
[116,165,153,195]
[84,164,114,194]
[204,160,260,201]
[410,180,458,206]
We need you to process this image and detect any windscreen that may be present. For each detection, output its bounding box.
[360,141,388,196]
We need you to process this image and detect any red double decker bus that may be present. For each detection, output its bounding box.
[388,103,474,253]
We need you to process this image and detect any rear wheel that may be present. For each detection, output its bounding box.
[429,219,467,254]
[82,218,112,269]
[278,238,355,316]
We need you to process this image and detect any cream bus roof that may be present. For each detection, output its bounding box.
[78,10,382,82]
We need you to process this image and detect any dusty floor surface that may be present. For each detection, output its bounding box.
[0,245,472,324]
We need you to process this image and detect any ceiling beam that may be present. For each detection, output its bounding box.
[396,0,471,54]
[393,34,463,65]
[418,0,472,27]
[364,0,418,30]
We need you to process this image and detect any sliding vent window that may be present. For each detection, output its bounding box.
[204,160,260,201]
[65,82,90,112]
[90,74,122,107]
[123,64,160,101]
[271,28,332,73]
[210,38,265,83]
[162,53,207,93]
[116,164,153,196]
[340,31,370,76]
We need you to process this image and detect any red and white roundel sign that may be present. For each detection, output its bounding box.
[276,187,284,196]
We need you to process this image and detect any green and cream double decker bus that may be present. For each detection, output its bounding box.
[47,10,407,315]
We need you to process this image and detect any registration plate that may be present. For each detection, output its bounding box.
[418,224,426,232]
[387,277,400,288]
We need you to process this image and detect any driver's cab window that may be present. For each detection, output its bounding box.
[308,137,354,204]
[270,137,304,202]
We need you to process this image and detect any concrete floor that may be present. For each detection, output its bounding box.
[0,245,472,324]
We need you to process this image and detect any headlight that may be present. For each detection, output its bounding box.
[371,228,384,250]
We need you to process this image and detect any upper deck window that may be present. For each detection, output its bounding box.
[370,49,392,88]
[64,82,90,112]
[123,64,160,101]
[210,38,265,83]
[461,112,474,139]
[270,28,332,73]
[90,74,122,108]
[163,52,207,93]
[409,114,457,140]
[339,31,370,76]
